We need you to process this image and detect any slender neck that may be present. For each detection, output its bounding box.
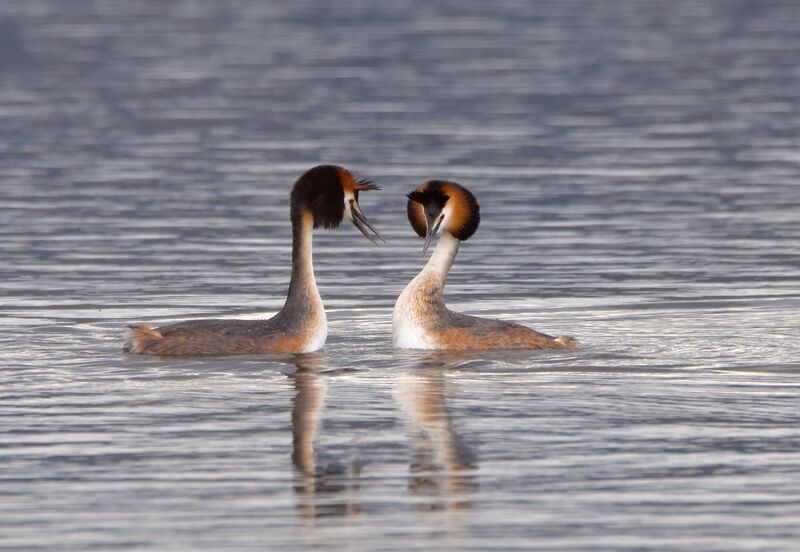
[414,232,460,300]
[284,210,320,311]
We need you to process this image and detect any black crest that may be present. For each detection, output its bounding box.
[291,165,346,229]
[356,177,380,191]
[407,181,450,210]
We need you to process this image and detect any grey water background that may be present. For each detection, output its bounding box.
[2,1,800,550]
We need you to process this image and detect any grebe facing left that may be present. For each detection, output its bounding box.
[123,165,383,356]
[393,180,577,351]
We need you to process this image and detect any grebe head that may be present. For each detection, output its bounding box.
[407,180,480,254]
[291,165,384,243]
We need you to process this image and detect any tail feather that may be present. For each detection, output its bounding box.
[123,324,162,354]
[554,335,579,349]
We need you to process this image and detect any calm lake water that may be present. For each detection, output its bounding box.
[2,1,800,550]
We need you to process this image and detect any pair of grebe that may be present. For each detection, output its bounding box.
[123,165,576,356]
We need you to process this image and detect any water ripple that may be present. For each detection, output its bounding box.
[2,1,800,550]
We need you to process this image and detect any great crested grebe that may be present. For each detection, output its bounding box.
[393,180,577,351]
[123,165,383,356]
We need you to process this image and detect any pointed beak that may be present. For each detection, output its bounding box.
[422,217,442,255]
[350,202,385,244]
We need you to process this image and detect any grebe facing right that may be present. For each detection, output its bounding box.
[393,180,577,351]
[124,165,382,356]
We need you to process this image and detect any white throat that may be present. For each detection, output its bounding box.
[392,232,460,349]
[421,231,460,286]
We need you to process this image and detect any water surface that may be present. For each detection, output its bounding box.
[2,1,800,550]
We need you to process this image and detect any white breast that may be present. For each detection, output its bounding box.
[392,284,435,350]
[303,323,327,353]
[301,305,327,353]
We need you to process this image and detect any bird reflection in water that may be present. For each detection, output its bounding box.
[287,352,362,519]
[395,352,478,511]
[286,351,477,518]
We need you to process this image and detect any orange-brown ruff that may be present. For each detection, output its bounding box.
[123,165,382,356]
[393,180,577,351]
